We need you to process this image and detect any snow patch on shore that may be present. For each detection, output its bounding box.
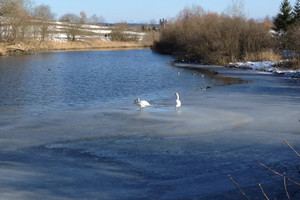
[228,61,300,77]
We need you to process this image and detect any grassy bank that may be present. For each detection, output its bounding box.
[0,39,151,56]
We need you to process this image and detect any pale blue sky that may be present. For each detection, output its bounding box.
[32,0,297,23]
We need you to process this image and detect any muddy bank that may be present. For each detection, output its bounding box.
[0,44,31,56]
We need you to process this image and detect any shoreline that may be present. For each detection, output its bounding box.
[32,46,150,53]
[174,61,300,78]
[0,40,151,56]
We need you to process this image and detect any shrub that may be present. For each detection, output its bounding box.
[285,21,300,53]
[153,6,275,65]
[110,23,140,42]
[284,21,300,68]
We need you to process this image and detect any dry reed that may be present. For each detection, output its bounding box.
[258,184,270,200]
[283,173,291,200]
[0,46,6,56]
[244,50,282,62]
[230,140,300,199]
[228,174,250,200]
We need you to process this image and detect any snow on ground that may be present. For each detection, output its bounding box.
[47,21,144,41]
[124,31,145,36]
[80,24,110,29]
[51,33,68,42]
[89,30,111,34]
[228,61,300,77]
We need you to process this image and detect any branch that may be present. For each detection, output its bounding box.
[228,174,250,200]
[283,173,290,200]
[258,162,300,187]
[258,184,270,200]
[284,140,300,158]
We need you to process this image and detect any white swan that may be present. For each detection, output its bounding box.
[175,92,181,109]
[134,98,151,109]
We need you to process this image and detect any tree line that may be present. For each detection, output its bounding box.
[273,0,299,32]
[0,0,105,43]
[273,0,300,60]
[153,0,300,67]
[0,0,158,44]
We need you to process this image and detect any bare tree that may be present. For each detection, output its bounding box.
[32,4,55,41]
[0,0,31,42]
[225,0,246,18]
[88,14,105,25]
[150,19,157,30]
[80,11,87,24]
[110,22,133,41]
[98,15,105,24]
[177,5,206,21]
[59,13,81,41]
[285,21,300,67]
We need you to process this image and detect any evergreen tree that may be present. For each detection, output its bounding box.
[273,0,293,32]
[293,0,300,22]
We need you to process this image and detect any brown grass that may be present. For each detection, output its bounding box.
[244,50,282,62]
[32,39,150,51]
[0,39,150,56]
[290,58,300,69]
[0,45,6,56]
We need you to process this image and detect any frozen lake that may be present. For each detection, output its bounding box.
[0,50,299,199]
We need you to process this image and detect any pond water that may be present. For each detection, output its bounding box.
[0,50,210,113]
[0,50,300,200]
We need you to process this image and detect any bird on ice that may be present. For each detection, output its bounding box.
[134,98,151,110]
[175,92,181,109]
